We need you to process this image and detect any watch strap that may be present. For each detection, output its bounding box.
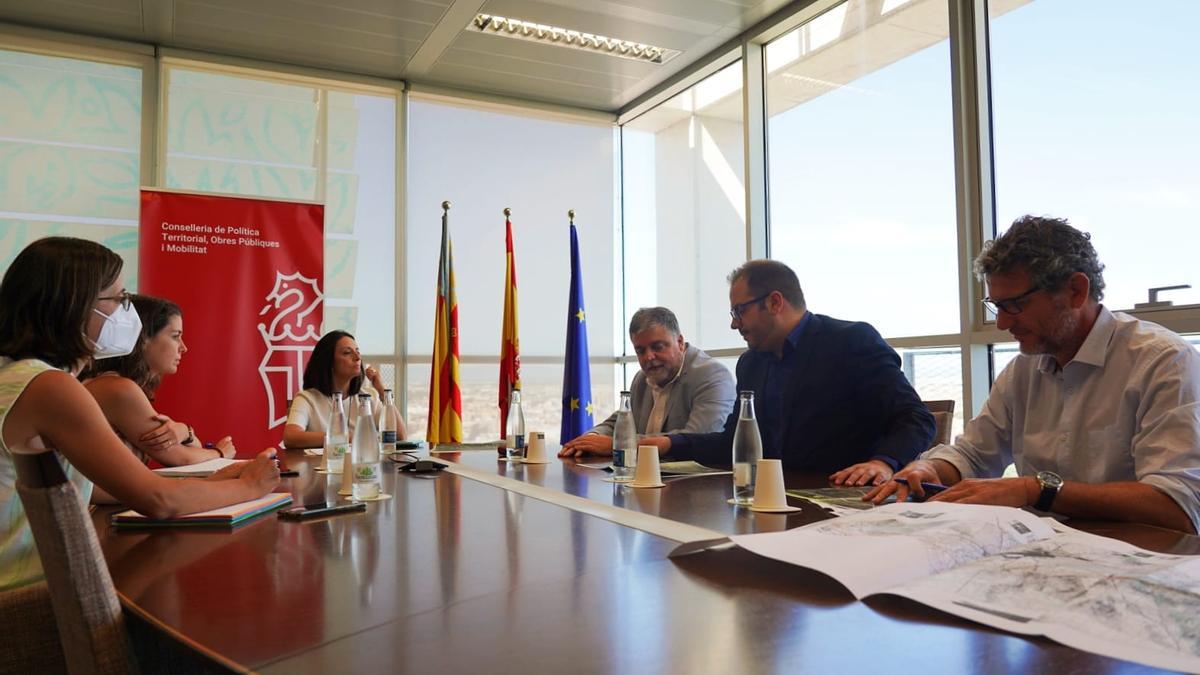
[1034,476,1059,512]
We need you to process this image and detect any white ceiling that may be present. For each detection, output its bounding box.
[0,0,798,113]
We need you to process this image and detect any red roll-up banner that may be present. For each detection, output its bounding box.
[139,189,324,456]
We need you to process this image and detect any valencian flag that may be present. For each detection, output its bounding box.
[428,202,463,443]
[560,215,594,441]
[499,210,521,437]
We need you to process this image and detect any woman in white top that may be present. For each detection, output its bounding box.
[283,330,406,448]
[0,236,279,591]
[81,294,236,466]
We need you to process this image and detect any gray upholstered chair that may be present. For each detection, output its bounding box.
[0,580,68,673]
[12,452,137,675]
[923,400,956,448]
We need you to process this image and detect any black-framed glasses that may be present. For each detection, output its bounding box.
[97,290,132,311]
[730,292,772,321]
[982,286,1041,316]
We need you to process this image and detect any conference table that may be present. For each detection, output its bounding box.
[92,448,1200,674]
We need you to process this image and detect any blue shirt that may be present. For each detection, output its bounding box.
[758,313,811,454]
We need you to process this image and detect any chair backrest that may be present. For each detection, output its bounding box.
[0,581,68,672]
[13,452,137,675]
[922,400,956,448]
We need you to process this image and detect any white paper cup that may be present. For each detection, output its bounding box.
[523,432,549,463]
[338,447,354,495]
[752,458,787,508]
[631,445,664,488]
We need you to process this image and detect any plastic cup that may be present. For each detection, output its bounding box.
[751,458,788,509]
[523,432,549,463]
[338,447,354,496]
[631,445,664,488]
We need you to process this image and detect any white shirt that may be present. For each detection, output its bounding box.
[644,360,685,435]
[923,307,1200,530]
[286,387,380,434]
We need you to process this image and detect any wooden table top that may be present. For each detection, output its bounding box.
[92,448,1200,674]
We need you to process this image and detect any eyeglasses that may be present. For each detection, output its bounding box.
[982,286,1041,316]
[729,292,772,321]
[97,290,132,311]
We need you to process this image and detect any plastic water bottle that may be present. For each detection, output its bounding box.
[612,390,637,482]
[352,394,381,500]
[505,389,526,461]
[379,389,400,455]
[731,390,762,505]
[324,391,349,473]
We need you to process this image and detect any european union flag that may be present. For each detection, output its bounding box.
[561,220,593,441]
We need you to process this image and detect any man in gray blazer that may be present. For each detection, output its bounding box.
[559,307,735,456]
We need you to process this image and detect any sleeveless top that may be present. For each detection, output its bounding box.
[83,371,148,465]
[0,357,95,590]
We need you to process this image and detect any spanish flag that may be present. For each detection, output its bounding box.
[499,211,521,437]
[427,203,463,443]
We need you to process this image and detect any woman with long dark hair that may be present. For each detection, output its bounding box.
[282,330,403,449]
[0,237,279,590]
[82,294,236,466]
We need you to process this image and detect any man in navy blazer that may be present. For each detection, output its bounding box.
[647,259,934,485]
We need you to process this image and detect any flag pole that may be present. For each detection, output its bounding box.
[429,198,463,445]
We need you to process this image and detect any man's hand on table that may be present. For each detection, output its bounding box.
[864,459,949,504]
[558,433,613,457]
[829,459,893,487]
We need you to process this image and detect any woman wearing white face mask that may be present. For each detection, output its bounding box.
[82,294,237,466]
[0,237,280,591]
[88,289,143,359]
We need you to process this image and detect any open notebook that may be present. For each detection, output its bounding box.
[153,457,244,477]
[110,493,292,528]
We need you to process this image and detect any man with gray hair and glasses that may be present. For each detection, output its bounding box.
[559,306,734,456]
[869,215,1200,533]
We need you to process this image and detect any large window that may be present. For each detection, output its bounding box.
[163,66,397,353]
[0,48,143,283]
[765,0,958,338]
[622,60,747,352]
[405,98,617,444]
[898,346,964,436]
[990,0,1200,311]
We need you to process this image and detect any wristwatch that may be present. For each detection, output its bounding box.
[181,424,195,446]
[1033,471,1063,512]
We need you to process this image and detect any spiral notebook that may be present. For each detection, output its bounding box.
[110,493,292,528]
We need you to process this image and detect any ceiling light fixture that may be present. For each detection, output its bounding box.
[468,14,679,65]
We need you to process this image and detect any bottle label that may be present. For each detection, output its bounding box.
[613,448,626,468]
[381,431,398,444]
[354,463,378,482]
[331,444,349,459]
[513,434,525,450]
[733,463,751,485]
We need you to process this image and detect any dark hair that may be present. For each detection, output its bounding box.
[0,237,123,370]
[727,259,806,310]
[81,294,182,397]
[628,307,680,337]
[975,215,1106,301]
[303,330,363,397]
